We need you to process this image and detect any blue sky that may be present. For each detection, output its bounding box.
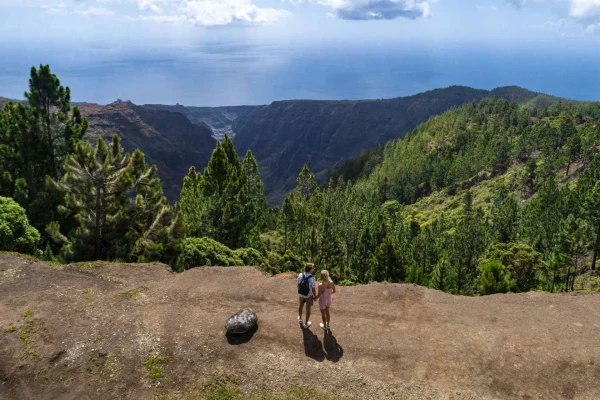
[0,0,599,105]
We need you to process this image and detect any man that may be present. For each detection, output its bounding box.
[298,263,317,329]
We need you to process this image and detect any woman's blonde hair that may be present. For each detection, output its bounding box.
[320,270,333,284]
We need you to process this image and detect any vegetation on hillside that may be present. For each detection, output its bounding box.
[233,85,540,203]
[276,98,600,294]
[2,64,600,297]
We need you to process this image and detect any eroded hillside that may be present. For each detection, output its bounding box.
[233,86,542,203]
[1,253,599,400]
[78,102,216,200]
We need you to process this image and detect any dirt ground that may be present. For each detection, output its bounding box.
[1,253,600,400]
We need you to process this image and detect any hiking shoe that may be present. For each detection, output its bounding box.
[303,321,312,329]
[320,323,326,330]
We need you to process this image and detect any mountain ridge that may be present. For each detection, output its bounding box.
[0,85,570,203]
[233,85,553,203]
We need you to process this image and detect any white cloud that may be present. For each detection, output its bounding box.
[74,6,116,16]
[132,14,187,22]
[569,0,600,22]
[509,0,600,33]
[315,0,435,20]
[181,0,291,25]
[138,0,164,13]
[31,0,291,25]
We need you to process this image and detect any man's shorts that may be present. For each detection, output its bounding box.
[299,296,313,307]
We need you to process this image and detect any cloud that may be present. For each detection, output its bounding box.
[476,4,497,11]
[181,0,291,25]
[31,0,292,25]
[138,0,165,13]
[74,6,116,16]
[509,0,600,33]
[569,0,600,22]
[315,0,435,20]
[132,14,186,22]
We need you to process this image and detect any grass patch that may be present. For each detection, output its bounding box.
[145,354,171,381]
[72,261,114,271]
[13,310,41,360]
[19,328,33,344]
[3,325,17,333]
[161,375,350,400]
[116,286,149,300]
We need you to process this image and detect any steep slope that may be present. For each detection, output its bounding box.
[1,253,600,400]
[79,102,216,201]
[141,104,260,140]
[233,86,539,203]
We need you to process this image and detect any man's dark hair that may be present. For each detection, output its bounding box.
[305,263,314,273]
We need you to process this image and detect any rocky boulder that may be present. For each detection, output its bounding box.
[226,308,258,335]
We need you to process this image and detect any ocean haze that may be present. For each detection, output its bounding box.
[1,42,600,106]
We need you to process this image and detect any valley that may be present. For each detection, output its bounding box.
[1,85,558,203]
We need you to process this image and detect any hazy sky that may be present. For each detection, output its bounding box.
[0,0,599,105]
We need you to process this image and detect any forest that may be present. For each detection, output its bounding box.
[1,65,600,296]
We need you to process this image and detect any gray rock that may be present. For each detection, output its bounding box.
[226,308,258,335]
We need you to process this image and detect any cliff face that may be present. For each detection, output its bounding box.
[141,104,260,140]
[79,102,216,201]
[233,86,538,203]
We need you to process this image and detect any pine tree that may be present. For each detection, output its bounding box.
[48,135,173,262]
[452,191,489,294]
[296,164,318,258]
[491,186,519,243]
[281,194,296,253]
[430,254,454,292]
[178,137,262,249]
[242,149,267,246]
[585,182,600,271]
[25,65,87,179]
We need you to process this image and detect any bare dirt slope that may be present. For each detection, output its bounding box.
[1,253,599,400]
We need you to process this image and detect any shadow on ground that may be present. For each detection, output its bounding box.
[324,329,344,362]
[226,325,258,345]
[302,326,325,361]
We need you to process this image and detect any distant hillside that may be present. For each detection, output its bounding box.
[141,104,260,140]
[233,86,542,203]
[3,86,569,204]
[79,102,216,200]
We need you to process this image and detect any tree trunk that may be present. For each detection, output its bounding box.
[283,222,288,254]
[592,224,600,271]
[94,182,102,260]
[564,265,571,292]
[45,99,56,178]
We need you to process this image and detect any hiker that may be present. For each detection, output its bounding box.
[318,270,336,330]
[298,263,317,329]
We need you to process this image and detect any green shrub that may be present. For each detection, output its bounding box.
[480,242,543,292]
[0,197,40,255]
[477,260,512,295]
[175,237,243,271]
[260,250,304,274]
[233,248,265,266]
[280,250,304,273]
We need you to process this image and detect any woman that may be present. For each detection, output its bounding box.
[318,270,336,330]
